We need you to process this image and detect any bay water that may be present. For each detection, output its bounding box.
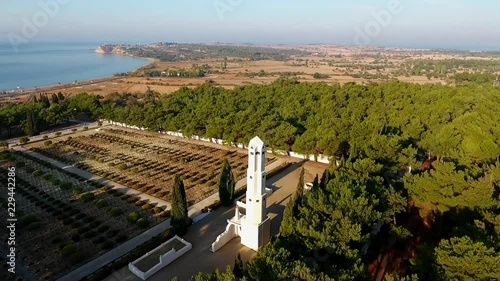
[0,42,148,91]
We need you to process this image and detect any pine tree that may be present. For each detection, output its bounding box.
[171,174,189,235]
[25,107,39,136]
[435,236,500,280]
[218,158,235,206]
[233,253,244,278]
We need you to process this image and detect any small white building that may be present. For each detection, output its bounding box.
[211,136,271,252]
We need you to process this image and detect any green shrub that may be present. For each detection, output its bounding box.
[136,218,150,228]
[55,132,62,136]
[27,222,42,231]
[141,204,152,211]
[18,137,30,144]
[135,200,145,207]
[44,140,53,146]
[159,210,171,218]
[109,207,122,217]
[61,244,77,257]
[50,178,61,186]
[69,252,84,265]
[83,126,89,131]
[81,192,95,202]
[94,199,108,208]
[42,135,49,139]
[121,194,130,200]
[152,207,163,214]
[127,197,139,203]
[97,224,110,233]
[107,189,117,195]
[20,215,38,226]
[117,163,128,170]
[72,188,83,195]
[71,128,77,132]
[60,182,72,190]
[127,212,140,223]
[32,170,44,176]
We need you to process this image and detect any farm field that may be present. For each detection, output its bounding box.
[26,128,276,206]
[7,44,500,104]
[0,150,167,280]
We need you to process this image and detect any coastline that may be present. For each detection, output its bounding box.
[7,49,156,95]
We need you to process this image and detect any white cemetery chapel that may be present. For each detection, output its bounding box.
[211,136,271,252]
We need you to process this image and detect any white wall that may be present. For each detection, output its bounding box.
[128,235,192,280]
[211,223,238,252]
[102,120,331,164]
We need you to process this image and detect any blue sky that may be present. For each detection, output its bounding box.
[1,0,499,49]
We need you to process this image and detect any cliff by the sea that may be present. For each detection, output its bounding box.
[95,45,127,55]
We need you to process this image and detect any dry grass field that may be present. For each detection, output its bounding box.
[3,44,499,104]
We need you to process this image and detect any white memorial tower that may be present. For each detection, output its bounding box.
[211,136,271,252]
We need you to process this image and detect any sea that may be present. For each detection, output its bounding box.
[0,42,149,91]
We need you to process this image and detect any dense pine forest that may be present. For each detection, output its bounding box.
[1,80,499,280]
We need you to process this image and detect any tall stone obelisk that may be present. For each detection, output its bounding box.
[240,137,270,250]
[211,136,271,252]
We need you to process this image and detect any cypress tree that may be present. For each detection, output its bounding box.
[280,193,297,236]
[25,107,39,136]
[40,94,50,108]
[319,169,329,190]
[296,167,305,198]
[312,174,319,189]
[233,253,244,278]
[51,93,59,104]
[171,174,189,235]
[218,158,235,206]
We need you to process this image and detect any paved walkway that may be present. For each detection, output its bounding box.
[57,219,172,281]
[12,145,289,281]
[105,160,326,281]
[6,121,105,148]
